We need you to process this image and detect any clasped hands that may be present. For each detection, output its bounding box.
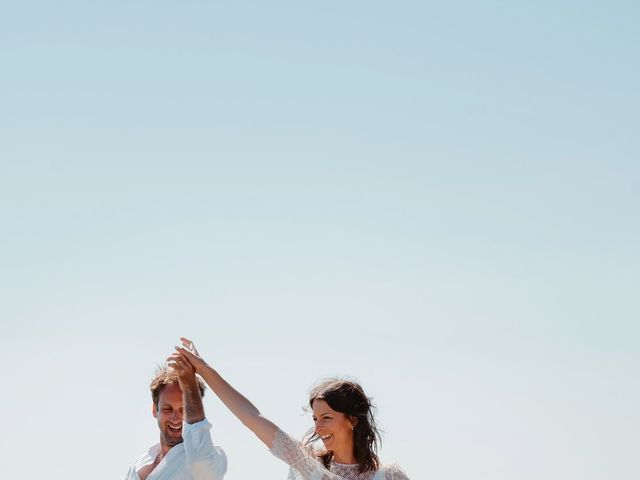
[166,337,207,386]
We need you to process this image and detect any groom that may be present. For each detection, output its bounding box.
[125,352,227,480]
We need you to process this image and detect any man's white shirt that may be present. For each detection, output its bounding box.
[126,419,227,480]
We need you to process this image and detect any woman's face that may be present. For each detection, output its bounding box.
[312,399,356,455]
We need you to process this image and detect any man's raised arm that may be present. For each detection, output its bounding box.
[168,353,227,480]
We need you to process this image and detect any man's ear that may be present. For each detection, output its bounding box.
[152,403,158,419]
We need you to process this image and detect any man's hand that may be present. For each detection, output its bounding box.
[166,352,205,424]
[167,352,197,389]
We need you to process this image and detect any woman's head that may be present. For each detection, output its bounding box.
[306,379,381,473]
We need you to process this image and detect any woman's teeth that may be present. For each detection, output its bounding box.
[320,434,333,440]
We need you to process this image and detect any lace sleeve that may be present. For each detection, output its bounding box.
[383,463,410,480]
[270,429,341,480]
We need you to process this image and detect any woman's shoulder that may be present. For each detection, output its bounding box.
[379,462,410,480]
[271,428,326,462]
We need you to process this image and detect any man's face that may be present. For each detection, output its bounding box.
[153,383,184,448]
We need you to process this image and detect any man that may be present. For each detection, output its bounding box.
[126,352,227,480]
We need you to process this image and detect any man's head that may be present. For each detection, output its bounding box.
[150,366,206,448]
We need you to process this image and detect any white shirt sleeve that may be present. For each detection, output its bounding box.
[182,418,227,480]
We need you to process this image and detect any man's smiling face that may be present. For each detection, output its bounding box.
[153,383,184,448]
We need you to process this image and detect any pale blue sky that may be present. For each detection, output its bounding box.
[1,2,638,479]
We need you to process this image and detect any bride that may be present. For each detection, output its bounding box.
[169,338,410,480]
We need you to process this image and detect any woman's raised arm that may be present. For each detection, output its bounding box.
[174,337,279,448]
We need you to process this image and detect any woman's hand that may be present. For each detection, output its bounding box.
[175,337,209,374]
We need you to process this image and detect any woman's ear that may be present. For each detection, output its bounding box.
[350,416,358,430]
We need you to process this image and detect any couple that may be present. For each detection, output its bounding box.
[126,338,410,480]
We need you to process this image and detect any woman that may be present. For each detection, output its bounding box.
[169,337,410,480]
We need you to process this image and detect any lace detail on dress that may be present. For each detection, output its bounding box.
[270,429,340,480]
[329,462,375,480]
[270,429,410,480]
[383,463,410,480]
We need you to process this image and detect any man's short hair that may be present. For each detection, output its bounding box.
[150,366,206,407]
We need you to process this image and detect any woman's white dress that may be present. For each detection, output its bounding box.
[270,429,410,480]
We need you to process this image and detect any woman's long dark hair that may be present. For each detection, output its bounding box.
[304,379,381,474]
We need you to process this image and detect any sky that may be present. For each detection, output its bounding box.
[1,1,639,479]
